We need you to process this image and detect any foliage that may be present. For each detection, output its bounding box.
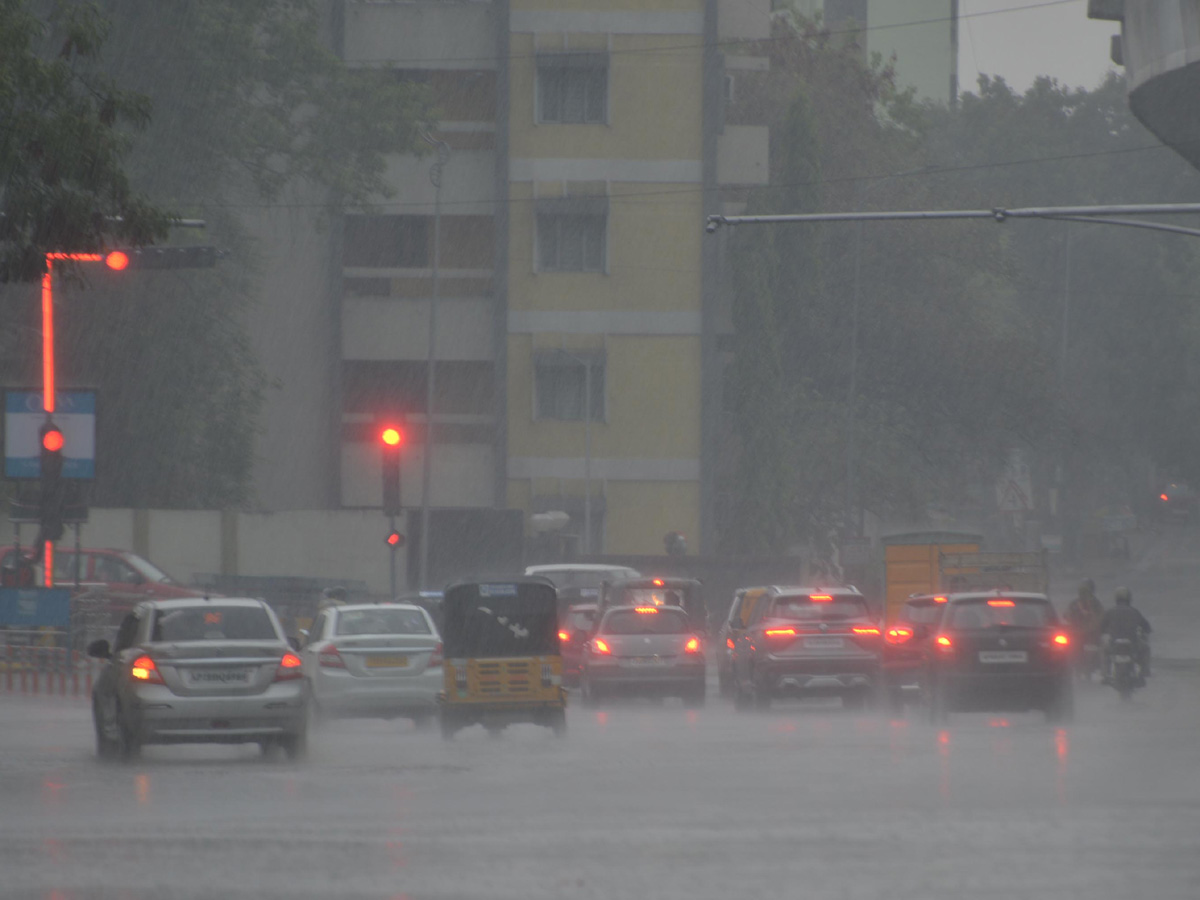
[2,1,432,509]
[0,0,170,283]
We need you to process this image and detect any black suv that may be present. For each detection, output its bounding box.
[925,592,1074,723]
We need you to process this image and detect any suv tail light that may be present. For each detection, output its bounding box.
[274,652,303,682]
[130,655,164,685]
[592,638,612,655]
[885,626,913,645]
[317,645,345,668]
[684,637,701,654]
[1051,633,1070,648]
[428,642,444,667]
[764,627,796,638]
[935,635,954,652]
[558,630,570,643]
[852,626,880,636]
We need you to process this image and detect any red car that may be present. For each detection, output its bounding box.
[557,603,598,687]
[881,593,948,710]
[2,547,206,624]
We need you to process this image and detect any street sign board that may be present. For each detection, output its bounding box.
[3,389,96,480]
[0,588,71,627]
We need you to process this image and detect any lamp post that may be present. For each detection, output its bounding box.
[419,137,450,589]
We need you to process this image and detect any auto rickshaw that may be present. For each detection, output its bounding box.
[438,577,567,739]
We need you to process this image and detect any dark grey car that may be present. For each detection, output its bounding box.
[88,598,309,760]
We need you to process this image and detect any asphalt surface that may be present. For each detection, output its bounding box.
[2,526,1198,900]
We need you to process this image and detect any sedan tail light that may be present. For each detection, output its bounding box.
[885,626,914,645]
[428,642,444,667]
[1051,633,1070,648]
[592,638,612,655]
[684,636,702,654]
[274,652,303,682]
[130,655,164,685]
[317,645,346,669]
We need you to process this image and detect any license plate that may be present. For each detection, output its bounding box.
[803,637,845,649]
[978,651,1028,664]
[366,655,409,668]
[622,657,669,667]
[187,668,250,684]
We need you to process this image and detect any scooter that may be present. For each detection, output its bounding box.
[1107,637,1144,701]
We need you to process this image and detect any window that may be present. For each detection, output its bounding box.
[343,215,429,268]
[335,608,431,636]
[151,606,277,642]
[534,356,604,421]
[601,609,690,636]
[537,53,607,124]
[537,214,606,272]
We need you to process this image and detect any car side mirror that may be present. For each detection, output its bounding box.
[287,635,301,651]
[86,639,111,659]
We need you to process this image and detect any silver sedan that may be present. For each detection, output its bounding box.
[88,598,309,760]
[299,602,443,727]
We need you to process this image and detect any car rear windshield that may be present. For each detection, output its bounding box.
[539,569,638,591]
[152,606,277,642]
[948,599,1054,629]
[336,608,431,636]
[566,609,596,630]
[901,603,944,625]
[602,609,690,635]
[618,587,686,608]
[768,595,868,622]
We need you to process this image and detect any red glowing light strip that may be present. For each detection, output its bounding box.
[42,253,104,413]
[44,542,53,588]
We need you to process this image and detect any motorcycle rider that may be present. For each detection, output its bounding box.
[1065,578,1105,678]
[1099,586,1152,681]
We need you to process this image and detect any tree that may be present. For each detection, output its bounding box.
[2,1,432,508]
[0,0,170,282]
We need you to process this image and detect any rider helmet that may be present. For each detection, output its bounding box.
[1114,586,1132,606]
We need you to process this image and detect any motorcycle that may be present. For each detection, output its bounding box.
[1107,637,1144,701]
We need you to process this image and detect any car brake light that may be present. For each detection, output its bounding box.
[852,626,880,635]
[1161,493,1170,502]
[684,637,701,653]
[592,638,611,655]
[634,607,658,614]
[810,594,833,602]
[558,630,570,643]
[428,642,444,667]
[317,645,345,668]
[726,637,735,650]
[652,578,664,586]
[130,655,164,684]
[1052,633,1070,647]
[765,627,796,637]
[274,652,303,682]
[885,626,913,645]
[987,599,1015,607]
[933,596,948,604]
[935,635,953,650]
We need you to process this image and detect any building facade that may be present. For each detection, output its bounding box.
[247,0,770,562]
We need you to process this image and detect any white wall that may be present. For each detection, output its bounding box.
[75,508,407,596]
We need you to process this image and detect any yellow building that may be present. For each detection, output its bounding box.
[252,1,770,572]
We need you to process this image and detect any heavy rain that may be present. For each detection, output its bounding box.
[2,1,1200,898]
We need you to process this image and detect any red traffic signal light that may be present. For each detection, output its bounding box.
[42,428,64,452]
[381,426,404,447]
[105,251,130,271]
[386,531,405,548]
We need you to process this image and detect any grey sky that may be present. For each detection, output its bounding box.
[958,0,1120,93]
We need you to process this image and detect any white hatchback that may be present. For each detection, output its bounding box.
[300,603,443,726]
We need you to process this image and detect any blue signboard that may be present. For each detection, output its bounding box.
[0,588,72,627]
[3,390,96,480]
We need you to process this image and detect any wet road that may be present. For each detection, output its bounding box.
[2,669,1199,900]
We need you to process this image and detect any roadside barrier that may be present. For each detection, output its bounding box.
[0,645,101,699]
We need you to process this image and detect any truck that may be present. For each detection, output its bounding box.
[881,531,1049,622]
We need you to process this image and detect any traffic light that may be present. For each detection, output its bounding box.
[380,425,404,516]
[386,530,405,548]
[104,246,220,269]
[39,422,65,542]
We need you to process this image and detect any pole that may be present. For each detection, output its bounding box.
[388,513,397,597]
[1060,227,1072,393]
[845,215,863,535]
[584,360,592,556]
[419,140,450,589]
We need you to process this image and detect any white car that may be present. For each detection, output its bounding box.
[299,602,442,726]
